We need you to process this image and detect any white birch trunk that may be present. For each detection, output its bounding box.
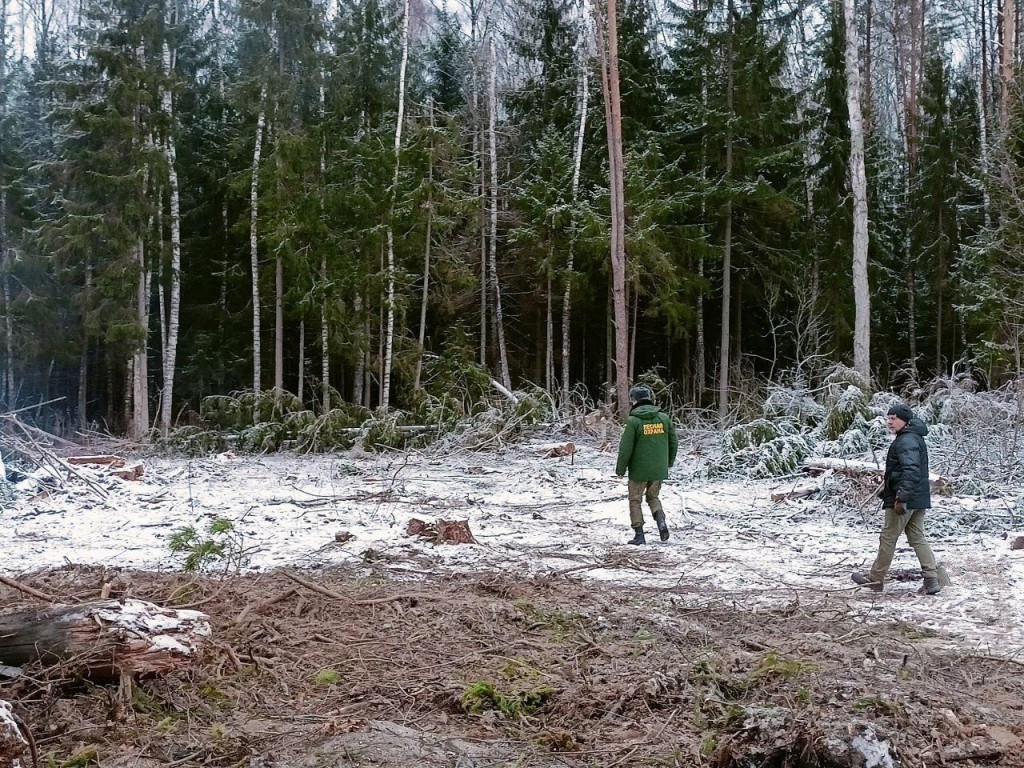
[562,7,589,400]
[975,2,992,227]
[845,0,872,381]
[251,91,267,392]
[319,77,330,411]
[488,35,512,392]
[382,0,410,411]
[159,30,181,434]
[1000,0,1016,133]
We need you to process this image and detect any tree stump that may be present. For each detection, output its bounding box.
[406,518,477,545]
[0,599,210,680]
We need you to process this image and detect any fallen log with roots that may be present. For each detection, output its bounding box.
[0,599,210,681]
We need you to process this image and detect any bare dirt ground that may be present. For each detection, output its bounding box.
[2,564,1023,768]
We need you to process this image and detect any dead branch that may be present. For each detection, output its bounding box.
[0,575,56,604]
[281,571,351,602]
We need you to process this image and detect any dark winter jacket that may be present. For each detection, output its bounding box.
[615,403,678,482]
[879,417,931,510]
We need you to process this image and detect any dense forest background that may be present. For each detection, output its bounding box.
[0,0,1020,435]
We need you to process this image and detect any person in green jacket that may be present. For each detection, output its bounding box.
[615,386,678,545]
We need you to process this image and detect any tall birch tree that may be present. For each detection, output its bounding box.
[845,0,871,380]
[381,0,410,410]
[251,90,267,392]
[159,3,182,434]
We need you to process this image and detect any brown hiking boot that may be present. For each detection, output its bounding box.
[851,571,883,592]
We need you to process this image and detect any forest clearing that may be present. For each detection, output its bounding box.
[2,378,1024,767]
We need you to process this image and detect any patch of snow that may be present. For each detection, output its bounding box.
[2,442,1023,655]
[851,725,895,768]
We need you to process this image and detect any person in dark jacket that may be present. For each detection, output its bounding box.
[852,403,941,595]
[615,386,678,545]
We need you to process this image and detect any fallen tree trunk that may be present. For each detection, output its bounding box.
[0,599,210,680]
[802,458,951,494]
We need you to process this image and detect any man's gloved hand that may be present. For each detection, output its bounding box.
[893,500,906,514]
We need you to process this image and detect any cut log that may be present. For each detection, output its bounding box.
[0,700,29,768]
[802,458,951,494]
[772,471,831,503]
[0,599,210,680]
[406,518,477,545]
[65,455,126,468]
[110,463,144,481]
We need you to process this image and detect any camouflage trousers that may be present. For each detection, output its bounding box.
[869,507,938,581]
[628,479,664,530]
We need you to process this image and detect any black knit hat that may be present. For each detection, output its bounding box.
[887,403,914,423]
[629,386,652,404]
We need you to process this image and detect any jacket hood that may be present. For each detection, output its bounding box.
[900,417,929,437]
[630,404,661,420]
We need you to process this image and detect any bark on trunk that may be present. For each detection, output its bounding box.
[298,318,305,403]
[595,0,630,419]
[251,92,267,392]
[160,28,181,435]
[0,599,210,680]
[0,181,9,408]
[319,76,330,412]
[131,236,149,440]
[562,15,589,399]
[487,36,512,392]
[382,0,411,411]
[718,0,735,421]
[414,100,434,391]
[321,254,330,412]
[977,0,992,227]
[845,0,872,381]
[1001,0,1017,132]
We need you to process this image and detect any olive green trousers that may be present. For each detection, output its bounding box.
[868,508,938,581]
[628,479,664,530]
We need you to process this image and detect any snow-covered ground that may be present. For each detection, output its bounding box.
[4,441,1024,656]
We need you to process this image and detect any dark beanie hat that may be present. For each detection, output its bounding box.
[887,404,914,423]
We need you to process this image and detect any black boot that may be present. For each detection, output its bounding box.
[627,528,646,545]
[851,571,883,592]
[654,511,670,541]
[920,576,942,595]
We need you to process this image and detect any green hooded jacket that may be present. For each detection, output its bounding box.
[615,404,678,481]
